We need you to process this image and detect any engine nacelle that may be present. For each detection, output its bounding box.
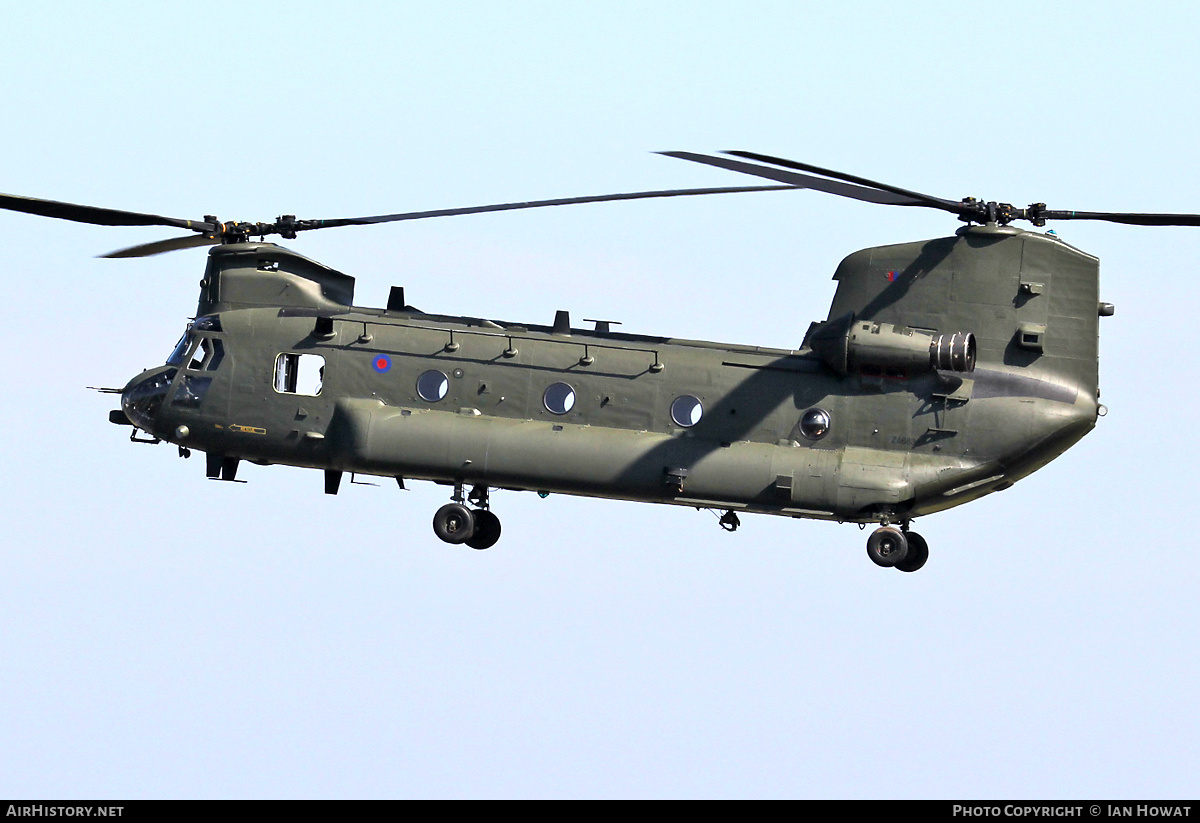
[808,316,976,377]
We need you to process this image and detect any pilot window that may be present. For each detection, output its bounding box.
[167,330,193,366]
[168,317,224,367]
[187,337,225,371]
[274,353,325,396]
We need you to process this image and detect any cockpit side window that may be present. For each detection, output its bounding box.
[273,353,325,396]
[168,317,222,367]
[186,337,225,371]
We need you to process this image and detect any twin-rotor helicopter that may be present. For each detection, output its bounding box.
[8,151,1195,571]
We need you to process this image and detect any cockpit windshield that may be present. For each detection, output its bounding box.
[166,328,193,366]
[122,368,177,430]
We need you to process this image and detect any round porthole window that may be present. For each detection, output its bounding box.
[543,382,576,415]
[670,395,704,427]
[416,369,449,402]
[799,408,831,440]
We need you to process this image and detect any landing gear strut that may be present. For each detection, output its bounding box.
[432,483,503,550]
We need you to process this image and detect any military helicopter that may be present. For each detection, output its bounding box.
[7,151,1197,571]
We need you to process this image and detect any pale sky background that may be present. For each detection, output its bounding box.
[1,1,1197,799]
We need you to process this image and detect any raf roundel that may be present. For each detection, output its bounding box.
[372,354,392,373]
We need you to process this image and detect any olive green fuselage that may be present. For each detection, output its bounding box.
[126,224,1102,525]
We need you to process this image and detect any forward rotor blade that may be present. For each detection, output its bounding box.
[658,152,929,207]
[300,185,798,230]
[0,192,213,232]
[724,150,964,212]
[101,234,221,258]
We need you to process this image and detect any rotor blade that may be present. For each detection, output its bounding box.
[658,152,931,207]
[724,151,965,212]
[728,151,1200,227]
[1037,209,1200,227]
[298,185,798,230]
[100,234,221,258]
[0,192,214,232]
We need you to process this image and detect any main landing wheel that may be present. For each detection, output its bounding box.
[433,503,476,544]
[895,531,929,573]
[466,509,502,550]
[866,526,909,567]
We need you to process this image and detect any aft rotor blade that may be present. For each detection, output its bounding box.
[0,192,214,232]
[658,152,929,207]
[1036,209,1200,227]
[300,185,798,230]
[724,150,964,212]
[101,234,221,258]
[681,151,1200,227]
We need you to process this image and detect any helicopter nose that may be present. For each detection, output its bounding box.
[120,367,177,432]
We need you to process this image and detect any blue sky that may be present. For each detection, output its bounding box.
[0,1,1197,798]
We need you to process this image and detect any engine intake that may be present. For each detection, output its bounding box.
[929,331,977,373]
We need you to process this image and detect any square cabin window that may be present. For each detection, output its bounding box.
[274,353,325,396]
